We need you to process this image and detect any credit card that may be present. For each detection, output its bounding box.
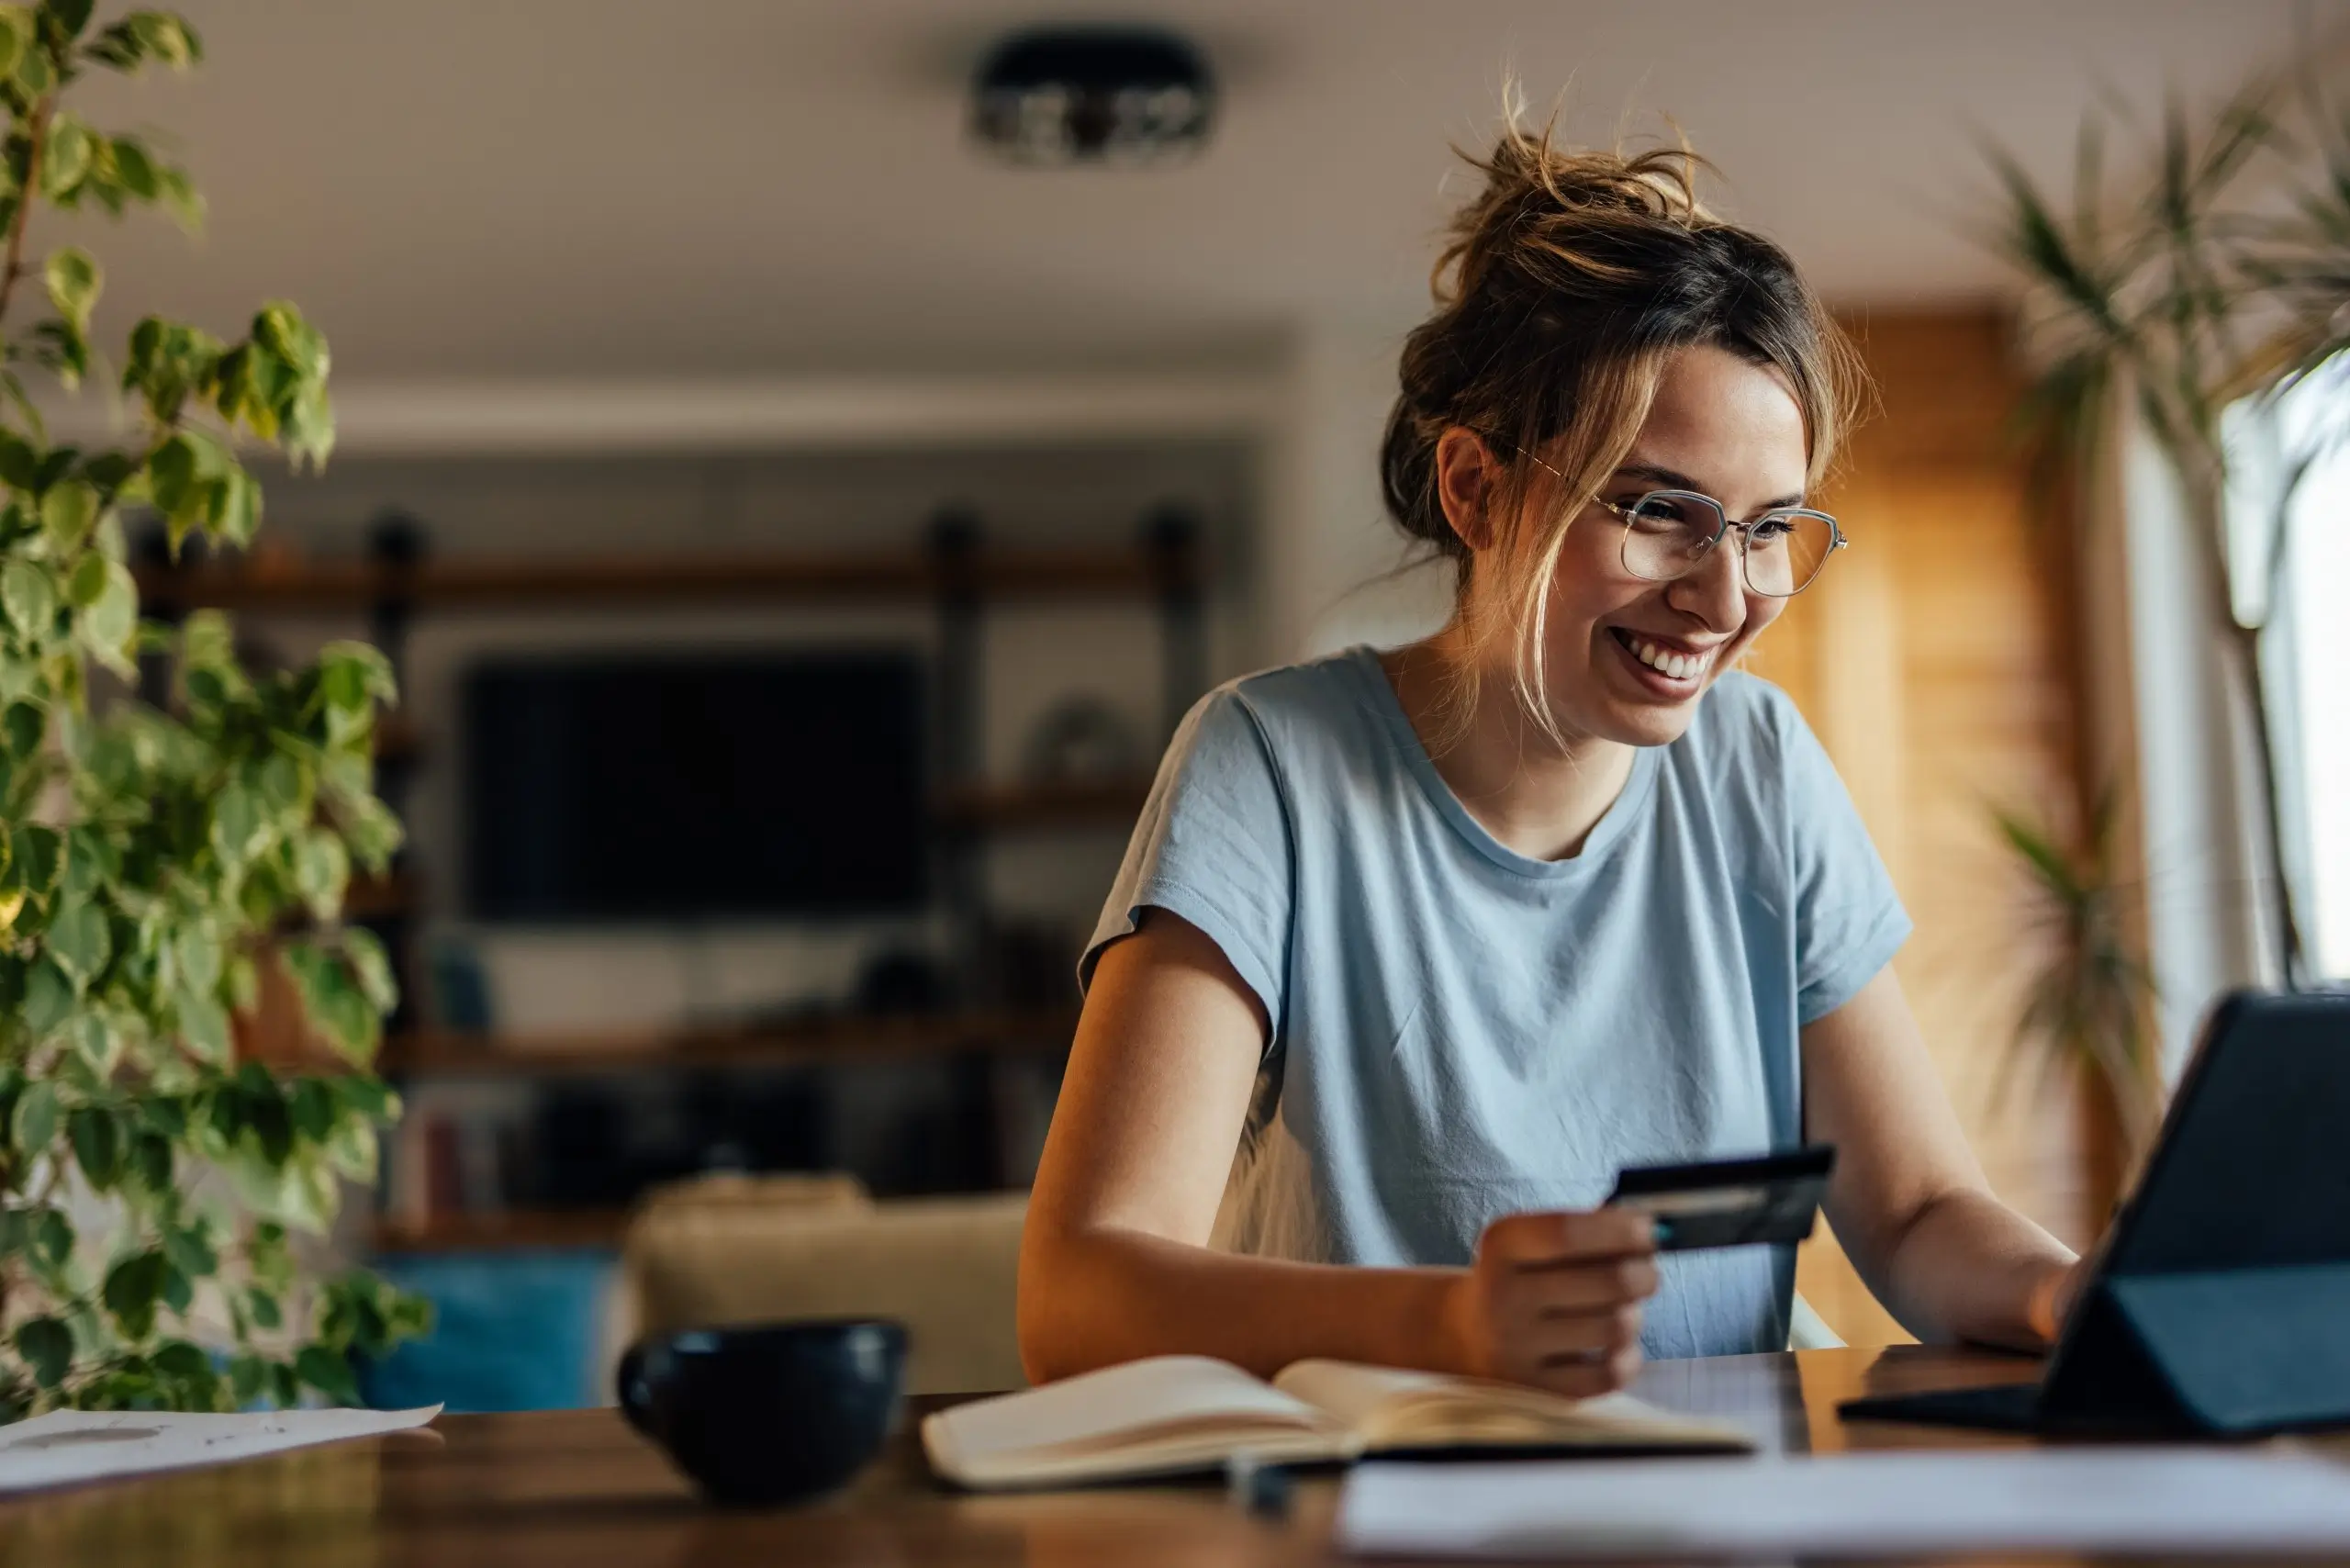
[1606,1146,1835,1251]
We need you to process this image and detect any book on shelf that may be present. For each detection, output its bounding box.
[923,1355,1751,1491]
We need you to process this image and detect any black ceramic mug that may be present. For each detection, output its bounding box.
[617,1318,909,1506]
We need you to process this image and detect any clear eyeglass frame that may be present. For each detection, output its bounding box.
[1593,489,1847,599]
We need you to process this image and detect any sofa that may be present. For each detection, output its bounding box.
[616,1171,1847,1401]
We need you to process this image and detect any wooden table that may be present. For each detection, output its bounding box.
[0,1345,2177,1566]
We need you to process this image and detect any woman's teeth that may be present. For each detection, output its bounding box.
[1623,633,1711,681]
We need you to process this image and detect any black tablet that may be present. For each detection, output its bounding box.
[1841,989,2350,1436]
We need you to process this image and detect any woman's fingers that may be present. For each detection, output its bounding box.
[1517,1253,1660,1312]
[1460,1206,1661,1396]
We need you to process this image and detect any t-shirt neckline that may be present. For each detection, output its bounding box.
[1343,644,1661,879]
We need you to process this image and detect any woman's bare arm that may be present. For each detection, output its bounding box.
[1018,911,1657,1390]
[1805,967,2079,1350]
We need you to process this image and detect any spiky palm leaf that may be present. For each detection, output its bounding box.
[1989,57,2341,1000]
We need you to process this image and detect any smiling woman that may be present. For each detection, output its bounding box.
[1016,110,2084,1394]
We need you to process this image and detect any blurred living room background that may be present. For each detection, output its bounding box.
[66,0,2350,1406]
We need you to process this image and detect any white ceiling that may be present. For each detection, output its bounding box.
[46,0,2350,381]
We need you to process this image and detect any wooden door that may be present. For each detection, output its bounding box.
[1747,311,2095,1345]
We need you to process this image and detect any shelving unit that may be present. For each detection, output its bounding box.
[132,543,1174,610]
[146,509,1208,1249]
[371,1208,632,1255]
[375,1006,1081,1080]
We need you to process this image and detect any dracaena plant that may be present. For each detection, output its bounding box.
[1991,63,2350,997]
[0,2,427,1418]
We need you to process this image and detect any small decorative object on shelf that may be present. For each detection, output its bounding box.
[1021,696,1145,786]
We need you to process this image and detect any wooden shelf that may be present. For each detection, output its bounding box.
[377,1006,1080,1079]
[933,776,1150,830]
[136,545,1193,611]
[370,1207,629,1254]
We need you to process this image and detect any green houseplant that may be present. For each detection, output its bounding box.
[0,2,425,1417]
[1991,69,2350,991]
[1985,64,2350,1141]
[1992,796,2161,1164]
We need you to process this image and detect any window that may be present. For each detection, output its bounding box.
[2229,357,2350,981]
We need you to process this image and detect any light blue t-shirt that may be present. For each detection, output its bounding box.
[1080,646,1910,1360]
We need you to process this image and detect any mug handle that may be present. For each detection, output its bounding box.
[616,1343,655,1436]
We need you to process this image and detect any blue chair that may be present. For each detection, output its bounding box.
[358,1249,616,1413]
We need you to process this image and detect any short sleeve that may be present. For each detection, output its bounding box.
[1769,692,1912,1024]
[1080,689,1293,1042]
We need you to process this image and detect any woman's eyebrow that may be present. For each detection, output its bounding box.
[1611,462,1805,512]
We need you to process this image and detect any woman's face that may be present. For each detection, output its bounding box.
[1523,344,1810,750]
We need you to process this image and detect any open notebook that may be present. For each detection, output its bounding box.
[923,1356,1751,1489]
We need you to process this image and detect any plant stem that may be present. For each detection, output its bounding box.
[0,92,52,337]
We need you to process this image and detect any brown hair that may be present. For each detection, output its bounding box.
[1381,112,1863,736]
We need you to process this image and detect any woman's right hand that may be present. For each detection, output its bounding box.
[1438,1208,1661,1396]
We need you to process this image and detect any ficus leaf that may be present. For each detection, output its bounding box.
[76,558,137,663]
[133,10,201,67]
[13,1316,71,1388]
[9,1079,57,1152]
[174,986,229,1063]
[155,164,201,232]
[317,642,396,711]
[106,136,157,200]
[44,0,95,44]
[67,1104,120,1188]
[22,957,75,1036]
[45,893,111,982]
[341,925,397,1013]
[207,781,265,865]
[173,924,220,991]
[214,466,259,545]
[2,558,59,638]
[33,1207,73,1268]
[161,1222,215,1280]
[1,701,43,759]
[280,942,377,1062]
[14,29,48,92]
[132,1129,172,1191]
[151,1339,209,1381]
[40,115,91,201]
[44,478,99,554]
[102,1250,168,1340]
[41,246,98,333]
[289,1078,333,1142]
[293,1343,357,1405]
[0,6,31,77]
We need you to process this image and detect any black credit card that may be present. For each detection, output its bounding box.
[1606,1146,1836,1251]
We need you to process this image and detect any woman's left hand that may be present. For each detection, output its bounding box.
[2029,1257,2090,1346]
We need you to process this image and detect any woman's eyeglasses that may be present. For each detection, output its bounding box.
[1595,490,1846,599]
[1510,446,1847,598]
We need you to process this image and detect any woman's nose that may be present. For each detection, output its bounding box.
[1663,535,1746,631]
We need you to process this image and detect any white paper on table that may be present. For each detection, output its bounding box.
[0,1405,442,1495]
[1339,1449,2350,1559]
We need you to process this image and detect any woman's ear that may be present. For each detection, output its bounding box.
[1434,427,1501,553]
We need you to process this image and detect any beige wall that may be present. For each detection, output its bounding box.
[1754,311,2097,1344]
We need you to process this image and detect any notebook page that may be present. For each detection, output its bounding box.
[1272,1360,1749,1450]
[925,1356,1337,1481]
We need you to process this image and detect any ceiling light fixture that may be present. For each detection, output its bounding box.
[971,27,1215,166]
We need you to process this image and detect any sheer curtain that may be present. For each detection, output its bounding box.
[2230,360,2350,984]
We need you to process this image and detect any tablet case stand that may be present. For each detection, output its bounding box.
[1843,1261,2350,1437]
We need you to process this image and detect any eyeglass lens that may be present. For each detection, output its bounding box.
[1617,492,1836,598]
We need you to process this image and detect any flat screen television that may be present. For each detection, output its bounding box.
[463,652,929,920]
